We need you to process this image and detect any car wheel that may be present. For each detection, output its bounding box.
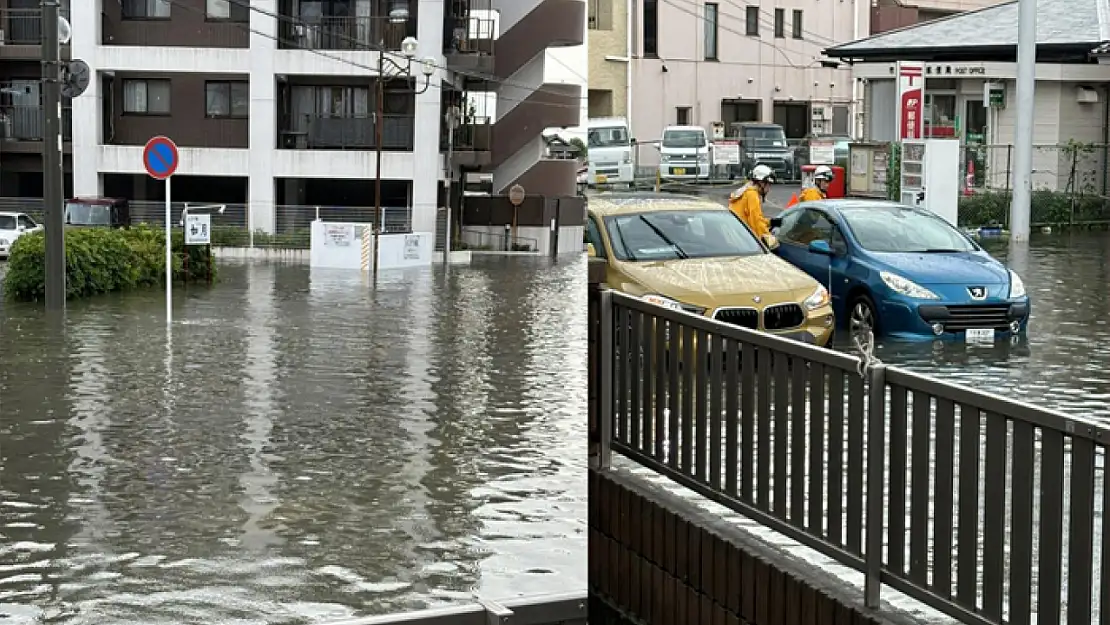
[849,294,879,342]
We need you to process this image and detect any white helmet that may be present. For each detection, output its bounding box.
[814,165,834,182]
[750,164,776,182]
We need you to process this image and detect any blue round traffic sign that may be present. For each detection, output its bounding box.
[143,135,179,180]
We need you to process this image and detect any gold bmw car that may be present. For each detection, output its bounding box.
[586,193,834,346]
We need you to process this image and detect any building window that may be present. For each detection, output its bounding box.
[792,10,804,39]
[206,0,249,22]
[774,9,784,38]
[643,0,658,57]
[704,3,718,60]
[122,79,171,115]
[745,6,759,36]
[589,0,613,30]
[122,0,170,19]
[205,81,249,118]
[676,106,691,125]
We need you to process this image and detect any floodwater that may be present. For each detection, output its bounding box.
[1,232,1109,624]
[0,258,587,624]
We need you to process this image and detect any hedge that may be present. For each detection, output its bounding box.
[958,190,1110,228]
[3,225,217,302]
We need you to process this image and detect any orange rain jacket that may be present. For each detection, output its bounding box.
[728,184,771,240]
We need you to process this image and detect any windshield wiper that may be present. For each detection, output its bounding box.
[610,219,638,261]
[920,248,965,253]
[638,216,690,259]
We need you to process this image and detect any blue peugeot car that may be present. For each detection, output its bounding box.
[770,200,1030,342]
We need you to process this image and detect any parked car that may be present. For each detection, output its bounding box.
[728,122,796,181]
[0,211,43,258]
[65,197,130,228]
[585,193,835,346]
[770,200,1030,342]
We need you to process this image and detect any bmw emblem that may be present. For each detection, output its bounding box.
[753,295,762,303]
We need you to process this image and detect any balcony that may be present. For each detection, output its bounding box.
[278,14,416,51]
[443,15,496,75]
[279,114,415,150]
[444,116,492,167]
[0,105,72,151]
[0,7,72,58]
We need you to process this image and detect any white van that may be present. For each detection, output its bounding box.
[586,118,634,187]
[658,125,710,181]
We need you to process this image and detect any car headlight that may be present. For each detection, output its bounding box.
[1008,270,1026,298]
[803,284,831,311]
[642,294,706,316]
[622,151,632,164]
[0,238,8,246]
[880,271,939,300]
[661,155,671,163]
[697,153,709,163]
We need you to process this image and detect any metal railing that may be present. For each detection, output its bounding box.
[592,281,1110,625]
[458,227,539,252]
[0,105,72,141]
[443,15,496,54]
[279,15,414,52]
[280,114,414,150]
[4,198,413,249]
[0,7,70,45]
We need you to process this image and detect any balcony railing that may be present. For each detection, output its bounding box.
[279,114,414,150]
[443,15,496,55]
[279,15,413,51]
[0,105,72,141]
[442,116,492,151]
[0,7,70,45]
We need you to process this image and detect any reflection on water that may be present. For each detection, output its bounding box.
[849,233,1110,420]
[0,257,587,625]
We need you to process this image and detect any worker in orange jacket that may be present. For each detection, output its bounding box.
[799,165,835,203]
[728,164,778,249]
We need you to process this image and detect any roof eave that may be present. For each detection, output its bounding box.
[825,42,1101,63]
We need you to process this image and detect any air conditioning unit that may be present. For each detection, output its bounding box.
[1077,86,1100,104]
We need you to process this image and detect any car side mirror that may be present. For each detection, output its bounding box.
[630,138,637,144]
[769,217,783,229]
[16,225,25,232]
[808,239,834,256]
[586,242,597,257]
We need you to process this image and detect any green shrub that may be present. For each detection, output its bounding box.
[958,190,1110,228]
[4,225,216,302]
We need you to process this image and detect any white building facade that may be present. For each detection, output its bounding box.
[67,0,584,235]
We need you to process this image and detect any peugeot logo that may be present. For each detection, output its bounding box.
[753,295,762,303]
[968,286,986,300]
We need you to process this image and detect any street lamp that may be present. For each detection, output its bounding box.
[179,203,227,226]
[388,0,410,23]
[372,35,435,278]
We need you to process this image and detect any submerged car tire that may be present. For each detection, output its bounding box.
[848,293,880,341]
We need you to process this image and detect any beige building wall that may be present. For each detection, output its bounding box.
[911,0,1007,12]
[629,0,867,164]
[588,0,630,118]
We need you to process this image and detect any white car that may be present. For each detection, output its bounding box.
[0,211,43,258]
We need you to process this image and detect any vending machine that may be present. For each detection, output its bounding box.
[900,138,960,227]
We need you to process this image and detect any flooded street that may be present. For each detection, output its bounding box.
[1,232,1108,624]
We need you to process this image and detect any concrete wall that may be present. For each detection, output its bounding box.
[629,0,864,166]
[588,0,629,118]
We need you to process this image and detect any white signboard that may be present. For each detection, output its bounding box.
[712,141,741,165]
[809,140,836,165]
[324,224,354,247]
[184,213,211,246]
[403,234,420,259]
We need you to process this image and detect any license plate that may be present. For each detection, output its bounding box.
[965,328,995,342]
[596,174,608,184]
[673,168,686,175]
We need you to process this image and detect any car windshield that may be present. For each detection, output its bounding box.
[65,202,112,225]
[604,209,764,261]
[0,215,15,230]
[743,127,786,147]
[841,205,978,253]
[662,130,705,148]
[589,126,630,148]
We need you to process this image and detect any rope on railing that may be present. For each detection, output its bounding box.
[854,329,881,380]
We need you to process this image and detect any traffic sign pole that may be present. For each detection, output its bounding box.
[143,135,180,326]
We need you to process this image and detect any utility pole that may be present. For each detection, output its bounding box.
[1010,0,1036,242]
[42,0,66,309]
[373,49,384,279]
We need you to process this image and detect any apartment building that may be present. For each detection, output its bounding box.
[588,0,630,118]
[871,0,1007,34]
[56,0,582,235]
[629,0,867,163]
[0,0,72,197]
